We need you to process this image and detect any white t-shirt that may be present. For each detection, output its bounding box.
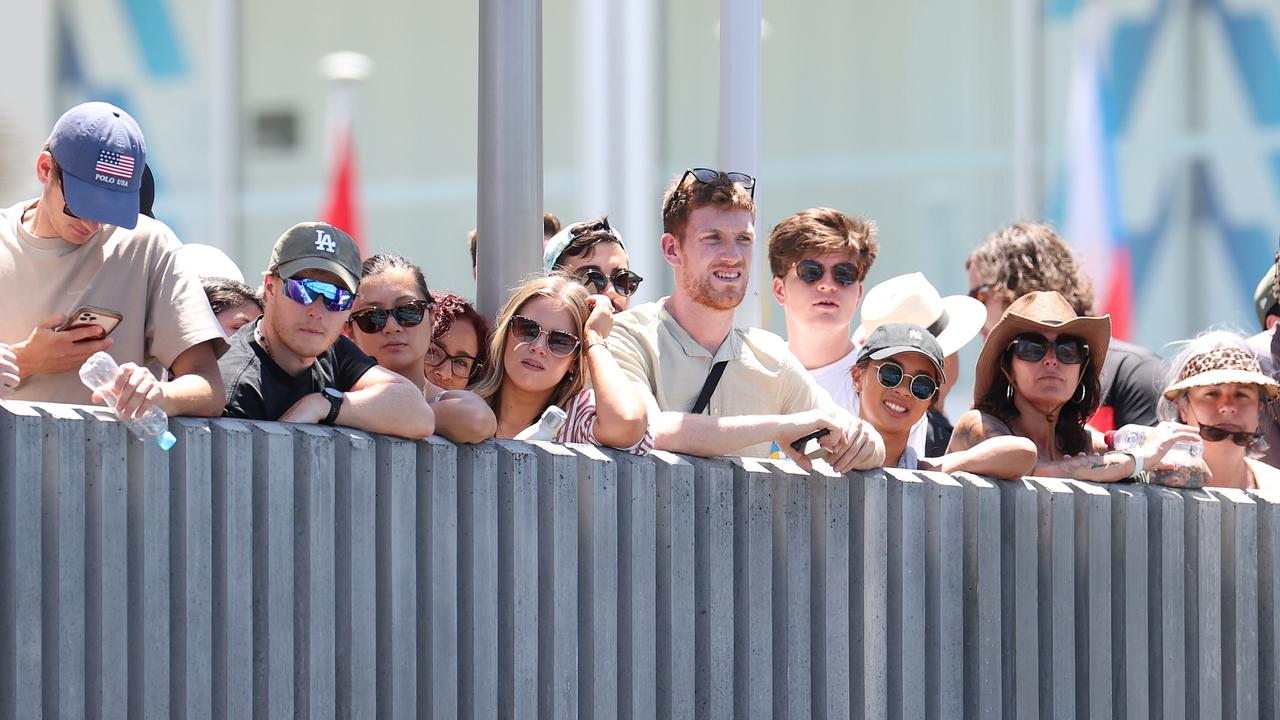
[803,344,929,459]
[0,200,227,404]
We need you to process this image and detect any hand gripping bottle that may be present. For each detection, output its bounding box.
[514,405,568,442]
[79,351,177,451]
[1109,424,1202,467]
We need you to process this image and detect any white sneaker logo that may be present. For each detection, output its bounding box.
[314,230,337,253]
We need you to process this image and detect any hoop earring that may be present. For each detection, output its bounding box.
[1073,382,1086,404]
[1006,384,1014,401]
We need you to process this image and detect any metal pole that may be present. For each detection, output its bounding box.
[619,0,662,304]
[1011,0,1039,218]
[577,0,611,219]
[719,0,763,328]
[478,0,543,319]
[209,0,239,259]
[0,0,53,201]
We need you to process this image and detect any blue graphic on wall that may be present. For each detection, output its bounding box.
[1051,0,1280,319]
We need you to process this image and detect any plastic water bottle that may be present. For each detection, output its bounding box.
[1110,424,1202,466]
[78,352,177,451]
[514,405,567,442]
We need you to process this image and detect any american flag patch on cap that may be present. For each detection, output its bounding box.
[95,150,135,181]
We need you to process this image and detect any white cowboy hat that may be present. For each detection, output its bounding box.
[856,272,986,356]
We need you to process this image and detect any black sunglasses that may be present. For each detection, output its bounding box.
[426,341,483,380]
[680,167,756,199]
[349,300,433,334]
[577,267,643,297]
[1007,333,1089,365]
[876,361,939,401]
[50,164,81,220]
[968,284,992,303]
[1198,423,1262,447]
[794,259,859,286]
[510,315,580,357]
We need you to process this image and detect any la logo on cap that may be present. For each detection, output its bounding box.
[314,229,337,253]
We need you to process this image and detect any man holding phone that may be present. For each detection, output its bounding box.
[0,102,226,418]
[606,169,884,471]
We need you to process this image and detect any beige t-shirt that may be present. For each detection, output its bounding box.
[608,297,842,458]
[0,200,227,405]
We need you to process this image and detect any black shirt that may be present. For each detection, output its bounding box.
[219,319,377,421]
[1097,338,1163,428]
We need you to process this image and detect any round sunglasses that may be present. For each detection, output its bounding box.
[1007,333,1088,365]
[875,361,939,401]
[509,315,580,357]
[793,259,859,286]
[577,267,643,297]
[349,300,432,334]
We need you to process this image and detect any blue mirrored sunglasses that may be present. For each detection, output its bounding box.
[282,277,356,312]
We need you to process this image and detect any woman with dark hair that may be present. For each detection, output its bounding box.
[472,275,651,451]
[543,216,643,312]
[948,291,1202,483]
[427,292,490,392]
[344,253,496,443]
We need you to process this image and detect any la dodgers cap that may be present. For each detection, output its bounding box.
[268,222,363,293]
[48,102,146,229]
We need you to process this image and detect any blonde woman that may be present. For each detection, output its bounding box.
[473,275,651,452]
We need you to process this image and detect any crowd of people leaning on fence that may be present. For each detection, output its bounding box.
[4,101,1280,492]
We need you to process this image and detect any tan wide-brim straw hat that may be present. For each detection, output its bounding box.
[972,290,1112,405]
[1162,346,1280,401]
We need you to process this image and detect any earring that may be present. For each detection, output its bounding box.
[1073,383,1086,404]
[1005,383,1014,401]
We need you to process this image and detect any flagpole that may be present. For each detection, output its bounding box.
[319,51,373,248]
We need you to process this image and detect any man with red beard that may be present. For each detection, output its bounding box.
[606,169,884,471]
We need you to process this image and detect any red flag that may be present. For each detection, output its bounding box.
[320,128,365,253]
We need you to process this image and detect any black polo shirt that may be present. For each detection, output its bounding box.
[219,319,377,421]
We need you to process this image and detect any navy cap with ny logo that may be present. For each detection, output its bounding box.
[268,221,363,293]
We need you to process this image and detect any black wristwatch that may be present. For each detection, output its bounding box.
[320,387,344,425]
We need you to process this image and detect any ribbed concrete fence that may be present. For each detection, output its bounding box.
[1,400,1277,719]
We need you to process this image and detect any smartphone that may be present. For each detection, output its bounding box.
[57,306,123,339]
[789,427,831,458]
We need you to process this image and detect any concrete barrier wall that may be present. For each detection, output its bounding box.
[1,400,1277,719]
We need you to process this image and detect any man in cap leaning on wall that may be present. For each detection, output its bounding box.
[218,222,435,439]
[0,101,226,418]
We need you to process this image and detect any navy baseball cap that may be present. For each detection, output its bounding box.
[47,102,146,229]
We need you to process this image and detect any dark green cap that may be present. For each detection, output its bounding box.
[268,221,363,293]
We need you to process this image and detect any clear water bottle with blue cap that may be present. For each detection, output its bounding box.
[78,351,177,451]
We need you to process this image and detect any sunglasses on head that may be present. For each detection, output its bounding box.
[349,300,433,334]
[510,315,580,357]
[875,361,939,401]
[794,259,859,286]
[426,341,483,380]
[282,276,357,312]
[1007,333,1088,365]
[680,167,756,199]
[577,267,644,297]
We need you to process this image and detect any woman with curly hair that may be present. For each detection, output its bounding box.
[472,275,651,452]
[427,292,491,391]
[948,291,1204,484]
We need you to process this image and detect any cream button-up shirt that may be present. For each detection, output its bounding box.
[608,298,842,458]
